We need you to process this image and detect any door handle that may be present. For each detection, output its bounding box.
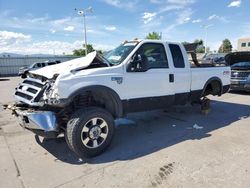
[169,74,174,83]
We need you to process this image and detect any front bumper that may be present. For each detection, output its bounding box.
[231,79,250,92]
[13,108,59,138]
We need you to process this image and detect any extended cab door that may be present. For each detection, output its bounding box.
[123,42,175,112]
[167,43,191,104]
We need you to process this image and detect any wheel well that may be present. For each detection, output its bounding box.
[68,87,123,119]
[203,79,222,97]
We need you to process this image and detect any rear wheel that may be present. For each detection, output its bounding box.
[66,107,115,158]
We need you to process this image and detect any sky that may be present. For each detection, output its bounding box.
[0,0,249,55]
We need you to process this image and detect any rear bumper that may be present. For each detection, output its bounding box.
[14,109,59,138]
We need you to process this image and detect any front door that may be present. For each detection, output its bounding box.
[123,42,175,112]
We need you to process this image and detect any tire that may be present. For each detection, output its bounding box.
[66,107,115,158]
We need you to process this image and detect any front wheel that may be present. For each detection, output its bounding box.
[65,107,115,158]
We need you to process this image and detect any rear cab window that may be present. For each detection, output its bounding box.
[169,44,185,68]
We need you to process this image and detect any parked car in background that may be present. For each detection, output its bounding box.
[202,53,227,66]
[18,60,61,78]
[225,52,250,92]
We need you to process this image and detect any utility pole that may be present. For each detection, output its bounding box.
[201,24,213,54]
[75,7,93,56]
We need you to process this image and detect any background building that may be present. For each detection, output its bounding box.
[237,38,250,51]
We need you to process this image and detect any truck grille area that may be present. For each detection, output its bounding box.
[15,91,33,100]
[15,77,46,106]
[231,70,250,80]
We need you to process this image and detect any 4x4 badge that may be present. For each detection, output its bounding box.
[111,77,123,84]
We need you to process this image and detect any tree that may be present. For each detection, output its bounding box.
[194,39,205,53]
[182,41,190,45]
[218,39,232,53]
[182,39,206,53]
[73,44,95,56]
[146,32,161,40]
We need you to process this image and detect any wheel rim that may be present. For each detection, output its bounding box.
[81,117,109,149]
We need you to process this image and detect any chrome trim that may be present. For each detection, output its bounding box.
[14,96,40,106]
[25,77,44,84]
[16,88,37,97]
[16,110,58,132]
[15,76,47,106]
[20,83,41,90]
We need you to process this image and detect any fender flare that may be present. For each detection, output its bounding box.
[67,85,123,118]
[202,77,223,96]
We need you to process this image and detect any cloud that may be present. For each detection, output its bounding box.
[0,38,115,55]
[64,26,75,31]
[184,17,191,22]
[0,14,112,39]
[144,0,196,25]
[228,0,241,7]
[0,29,115,54]
[167,0,196,6]
[102,0,137,10]
[208,14,218,20]
[192,19,201,23]
[176,8,193,24]
[0,31,31,46]
[92,43,115,51]
[208,14,229,23]
[149,0,161,3]
[105,26,117,31]
[142,12,157,24]
[50,29,56,33]
[151,0,196,6]
[0,39,75,54]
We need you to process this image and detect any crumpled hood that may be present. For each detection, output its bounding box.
[29,51,97,79]
[225,51,250,66]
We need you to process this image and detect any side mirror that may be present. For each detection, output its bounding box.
[127,54,140,72]
[127,54,147,72]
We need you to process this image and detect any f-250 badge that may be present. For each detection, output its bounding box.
[111,77,123,84]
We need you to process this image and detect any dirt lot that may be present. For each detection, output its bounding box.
[0,77,250,188]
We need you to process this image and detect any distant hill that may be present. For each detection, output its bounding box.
[0,52,24,57]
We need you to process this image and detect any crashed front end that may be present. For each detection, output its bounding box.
[10,51,108,138]
[11,74,62,138]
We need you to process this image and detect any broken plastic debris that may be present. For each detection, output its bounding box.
[193,124,203,130]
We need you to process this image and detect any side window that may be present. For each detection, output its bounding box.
[142,43,169,69]
[169,44,185,68]
[37,63,42,68]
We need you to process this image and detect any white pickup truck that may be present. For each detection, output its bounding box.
[10,39,231,158]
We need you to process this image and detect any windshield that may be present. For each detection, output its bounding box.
[231,61,250,68]
[103,42,138,65]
